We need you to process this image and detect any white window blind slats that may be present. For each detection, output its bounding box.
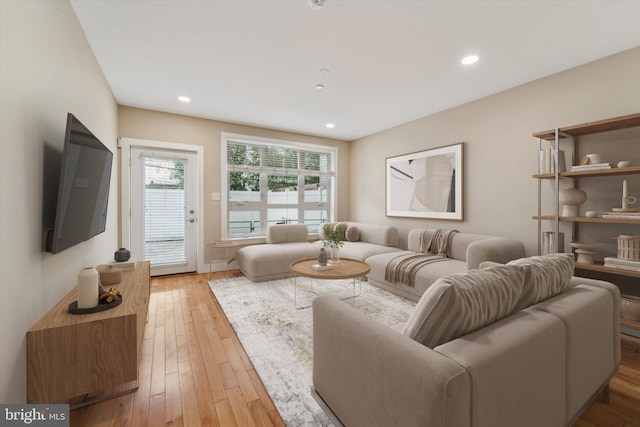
[225,137,336,237]
[142,157,188,267]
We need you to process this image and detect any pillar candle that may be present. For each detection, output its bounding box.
[77,267,99,309]
[623,180,628,199]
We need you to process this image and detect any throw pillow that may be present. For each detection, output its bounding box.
[345,225,359,242]
[507,253,574,310]
[402,265,527,348]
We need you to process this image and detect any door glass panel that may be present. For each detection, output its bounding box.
[142,157,187,266]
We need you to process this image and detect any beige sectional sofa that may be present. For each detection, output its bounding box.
[313,221,403,260]
[366,229,526,301]
[235,222,401,282]
[312,254,621,427]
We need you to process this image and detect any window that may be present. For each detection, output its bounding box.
[222,134,336,239]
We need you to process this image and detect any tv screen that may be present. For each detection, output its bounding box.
[46,113,113,254]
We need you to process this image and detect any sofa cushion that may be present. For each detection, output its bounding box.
[345,225,359,242]
[402,265,527,348]
[266,224,309,244]
[507,253,574,310]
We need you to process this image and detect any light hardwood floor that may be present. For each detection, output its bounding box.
[70,271,640,427]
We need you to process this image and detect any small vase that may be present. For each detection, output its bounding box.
[329,247,341,264]
[318,248,327,266]
[114,247,131,262]
[559,187,587,217]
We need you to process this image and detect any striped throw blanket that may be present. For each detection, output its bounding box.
[385,229,459,287]
[385,254,449,287]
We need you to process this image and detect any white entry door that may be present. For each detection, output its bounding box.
[130,148,198,276]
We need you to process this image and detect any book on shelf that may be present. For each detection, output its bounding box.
[538,148,566,174]
[602,211,640,219]
[570,163,612,172]
[604,263,640,272]
[604,257,640,267]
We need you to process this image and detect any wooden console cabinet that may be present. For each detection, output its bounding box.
[27,261,150,404]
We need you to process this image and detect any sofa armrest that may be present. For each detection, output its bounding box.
[312,295,471,427]
[466,237,525,270]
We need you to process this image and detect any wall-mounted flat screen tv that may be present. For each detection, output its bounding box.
[46,113,113,254]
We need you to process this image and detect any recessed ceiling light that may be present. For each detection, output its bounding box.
[178,96,191,103]
[461,55,479,65]
[325,123,335,129]
[315,84,325,90]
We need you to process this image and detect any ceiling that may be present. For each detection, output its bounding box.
[70,0,640,141]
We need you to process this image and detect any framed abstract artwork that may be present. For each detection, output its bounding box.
[385,143,464,220]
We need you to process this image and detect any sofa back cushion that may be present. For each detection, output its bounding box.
[402,265,527,348]
[319,222,398,247]
[507,253,574,310]
[266,224,309,244]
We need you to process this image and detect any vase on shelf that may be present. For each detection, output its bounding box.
[114,247,131,262]
[559,187,587,217]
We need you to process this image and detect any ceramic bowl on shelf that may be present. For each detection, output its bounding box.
[621,295,640,321]
[569,242,603,251]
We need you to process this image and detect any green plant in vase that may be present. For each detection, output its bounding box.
[322,224,345,263]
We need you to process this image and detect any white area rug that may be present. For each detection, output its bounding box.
[208,276,416,426]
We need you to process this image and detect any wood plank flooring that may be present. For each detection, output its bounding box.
[69,271,640,427]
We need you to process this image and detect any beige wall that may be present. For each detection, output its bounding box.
[118,106,350,267]
[0,1,118,402]
[351,47,640,258]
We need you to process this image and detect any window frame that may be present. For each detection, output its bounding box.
[221,133,338,241]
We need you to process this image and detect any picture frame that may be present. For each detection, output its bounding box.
[385,142,464,220]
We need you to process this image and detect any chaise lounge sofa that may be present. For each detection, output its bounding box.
[235,222,402,282]
[312,253,621,427]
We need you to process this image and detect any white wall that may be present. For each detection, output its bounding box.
[350,47,640,258]
[0,0,118,403]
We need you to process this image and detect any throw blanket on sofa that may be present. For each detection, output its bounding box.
[385,229,459,287]
[419,228,459,256]
[385,254,449,287]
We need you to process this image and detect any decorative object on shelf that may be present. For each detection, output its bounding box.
[559,187,587,217]
[542,231,564,254]
[620,295,640,321]
[617,160,631,168]
[585,211,598,218]
[611,179,638,213]
[96,264,122,285]
[77,267,99,309]
[614,234,640,261]
[99,287,121,304]
[385,143,464,220]
[317,247,327,266]
[114,247,131,262]
[569,242,603,265]
[585,153,601,164]
[68,294,122,314]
